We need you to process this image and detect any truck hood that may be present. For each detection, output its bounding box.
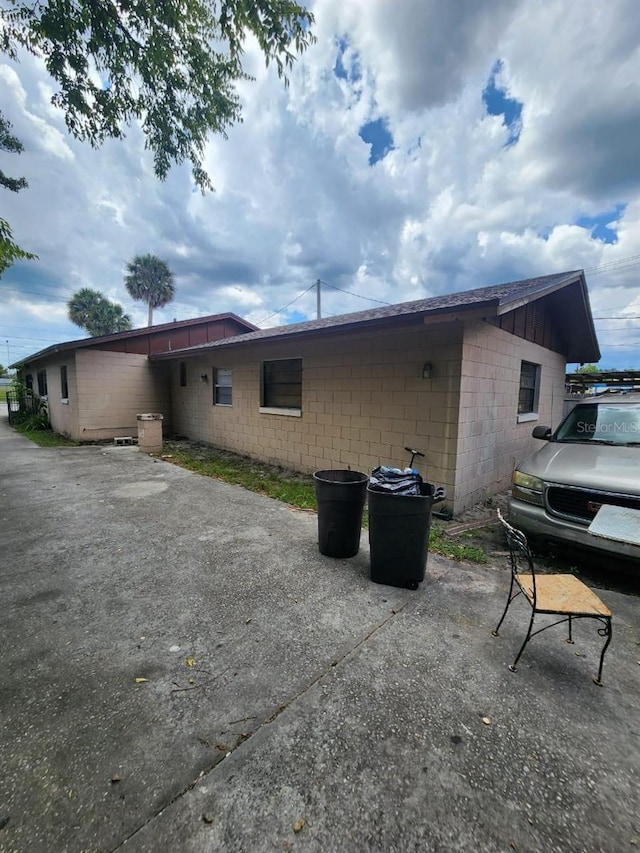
[518,441,640,496]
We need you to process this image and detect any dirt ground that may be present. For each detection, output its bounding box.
[440,490,640,597]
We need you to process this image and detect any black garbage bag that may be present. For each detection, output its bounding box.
[368,465,422,496]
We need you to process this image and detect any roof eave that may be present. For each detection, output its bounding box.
[495,270,583,315]
[150,306,480,361]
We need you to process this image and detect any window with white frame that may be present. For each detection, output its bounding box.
[261,358,302,411]
[518,360,540,418]
[214,367,232,405]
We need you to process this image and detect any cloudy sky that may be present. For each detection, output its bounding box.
[1,0,639,371]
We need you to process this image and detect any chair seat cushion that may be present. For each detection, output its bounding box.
[516,573,612,617]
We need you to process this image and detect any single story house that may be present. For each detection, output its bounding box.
[151,271,599,515]
[14,313,256,441]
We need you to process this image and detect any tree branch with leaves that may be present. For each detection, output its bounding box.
[0,114,37,276]
[68,287,132,336]
[1,0,315,192]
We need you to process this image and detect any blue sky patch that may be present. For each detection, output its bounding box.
[334,37,361,83]
[359,118,394,165]
[483,60,523,146]
[575,203,625,244]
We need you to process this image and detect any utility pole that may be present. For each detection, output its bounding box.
[316,279,321,320]
[5,339,9,368]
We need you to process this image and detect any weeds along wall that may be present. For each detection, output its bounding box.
[169,321,465,508]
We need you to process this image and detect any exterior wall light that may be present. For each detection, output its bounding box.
[200,373,209,382]
[422,362,433,379]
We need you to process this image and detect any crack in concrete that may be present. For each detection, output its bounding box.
[108,599,410,851]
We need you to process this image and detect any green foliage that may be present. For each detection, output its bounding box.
[125,254,175,326]
[574,363,600,374]
[10,393,51,430]
[165,442,317,508]
[0,114,38,276]
[428,524,488,564]
[0,217,38,276]
[0,363,8,377]
[68,287,132,336]
[1,0,315,192]
[0,113,28,192]
[14,424,78,446]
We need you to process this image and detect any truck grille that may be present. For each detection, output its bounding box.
[546,487,640,524]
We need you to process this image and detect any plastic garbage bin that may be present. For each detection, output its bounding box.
[367,482,446,589]
[313,470,369,558]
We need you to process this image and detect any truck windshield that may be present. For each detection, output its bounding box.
[555,403,640,446]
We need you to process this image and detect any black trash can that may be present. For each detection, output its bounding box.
[367,482,445,589]
[313,470,369,558]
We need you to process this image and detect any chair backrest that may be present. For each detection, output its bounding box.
[496,509,537,598]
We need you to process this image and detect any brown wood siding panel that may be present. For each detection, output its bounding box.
[513,306,526,338]
[208,323,225,342]
[97,341,128,353]
[525,303,535,343]
[227,318,251,335]
[188,326,208,346]
[498,298,564,355]
[151,330,190,353]
[501,311,515,335]
[125,338,149,354]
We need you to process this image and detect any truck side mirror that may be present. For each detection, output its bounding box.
[532,425,552,440]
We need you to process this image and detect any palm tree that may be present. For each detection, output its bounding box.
[124,254,176,326]
[68,287,102,331]
[68,288,132,336]
[88,301,132,336]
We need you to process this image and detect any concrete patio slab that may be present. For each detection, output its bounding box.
[0,416,638,852]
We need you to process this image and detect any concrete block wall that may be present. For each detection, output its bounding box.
[75,350,171,440]
[170,321,464,501]
[27,356,79,439]
[454,319,566,510]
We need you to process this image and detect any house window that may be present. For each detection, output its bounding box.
[214,367,232,405]
[37,369,48,397]
[518,360,540,419]
[60,365,69,400]
[261,358,302,411]
[25,374,33,391]
[179,361,187,387]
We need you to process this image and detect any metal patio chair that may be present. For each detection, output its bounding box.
[492,509,612,686]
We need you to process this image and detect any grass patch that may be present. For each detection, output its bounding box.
[164,443,317,509]
[429,523,487,564]
[0,387,7,404]
[14,425,79,447]
[163,440,488,564]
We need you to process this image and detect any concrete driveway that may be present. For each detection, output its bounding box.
[1,416,639,852]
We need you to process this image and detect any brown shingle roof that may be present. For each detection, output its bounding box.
[153,270,595,359]
[14,312,257,367]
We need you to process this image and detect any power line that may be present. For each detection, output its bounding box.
[588,260,640,277]
[0,285,76,303]
[256,283,317,325]
[319,280,392,306]
[584,254,640,273]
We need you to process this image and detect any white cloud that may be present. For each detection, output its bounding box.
[1,0,639,370]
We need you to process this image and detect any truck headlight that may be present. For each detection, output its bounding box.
[511,470,544,505]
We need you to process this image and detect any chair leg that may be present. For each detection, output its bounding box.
[492,575,517,637]
[566,614,574,644]
[509,607,536,672]
[593,618,612,687]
